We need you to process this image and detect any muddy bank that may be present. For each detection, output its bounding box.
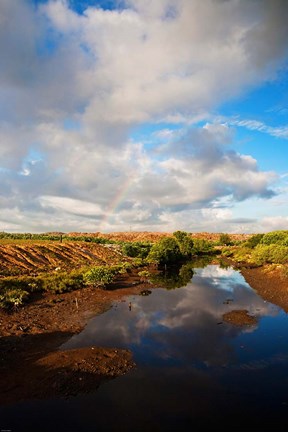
[0,271,155,405]
[240,265,288,313]
[0,331,135,405]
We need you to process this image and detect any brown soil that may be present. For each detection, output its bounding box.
[222,309,258,326]
[0,234,287,406]
[240,265,288,312]
[0,241,130,276]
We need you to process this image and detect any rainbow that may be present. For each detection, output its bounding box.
[99,175,135,230]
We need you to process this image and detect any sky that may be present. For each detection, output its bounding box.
[0,0,288,234]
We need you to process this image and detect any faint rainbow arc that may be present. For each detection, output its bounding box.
[99,175,135,230]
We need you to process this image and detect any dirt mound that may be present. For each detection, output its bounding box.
[222,309,258,326]
[0,242,128,276]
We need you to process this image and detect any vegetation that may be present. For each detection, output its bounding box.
[173,230,195,257]
[1,229,287,310]
[121,241,152,259]
[0,231,115,244]
[39,270,85,293]
[222,230,288,267]
[260,230,288,246]
[0,262,135,309]
[147,230,216,266]
[83,266,118,287]
[192,238,214,254]
[218,233,233,246]
[147,236,183,265]
[0,287,29,310]
[244,233,264,249]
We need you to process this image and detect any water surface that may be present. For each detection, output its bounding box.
[2,264,288,431]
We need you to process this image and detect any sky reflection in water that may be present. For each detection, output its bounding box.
[62,265,283,370]
[3,264,288,431]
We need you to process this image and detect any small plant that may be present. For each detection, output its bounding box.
[138,270,151,282]
[0,288,29,310]
[83,266,118,287]
[219,233,233,246]
[131,257,147,267]
[221,248,234,257]
[39,270,84,293]
[138,270,150,278]
[112,262,133,274]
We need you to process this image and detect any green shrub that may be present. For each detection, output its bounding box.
[112,262,133,274]
[131,257,147,267]
[251,245,272,264]
[271,246,288,264]
[121,241,152,259]
[219,233,233,246]
[173,231,194,257]
[221,247,234,257]
[147,237,182,265]
[83,266,118,287]
[39,270,84,293]
[0,288,29,309]
[245,234,264,249]
[260,230,288,246]
[233,246,253,262]
[251,244,288,265]
[138,270,151,279]
[192,238,213,254]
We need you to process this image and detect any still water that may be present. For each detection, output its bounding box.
[2,264,288,431]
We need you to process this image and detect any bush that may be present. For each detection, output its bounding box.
[0,288,29,309]
[219,233,233,246]
[245,234,264,249]
[192,238,213,254]
[173,231,194,257]
[251,244,288,265]
[232,246,253,262]
[260,230,288,246]
[131,257,147,267]
[39,270,84,293]
[83,266,118,287]
[138,270,151,282]
[221,247,234,258]
[147,237,182,265]
[112,262,133,274]
[121,242,152,259]
[271,246,288,264]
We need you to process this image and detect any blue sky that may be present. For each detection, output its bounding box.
[0,0,287,233]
